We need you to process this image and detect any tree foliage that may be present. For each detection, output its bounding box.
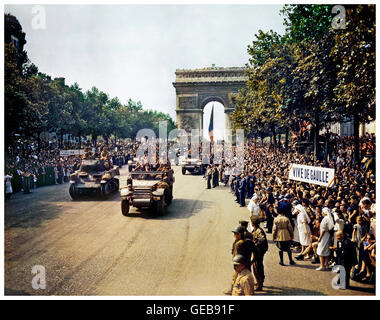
[232,4,375,160]
[4,16,176,148]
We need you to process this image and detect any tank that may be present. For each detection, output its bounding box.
[69,159,120,200]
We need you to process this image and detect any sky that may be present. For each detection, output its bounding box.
[4,4,286,138]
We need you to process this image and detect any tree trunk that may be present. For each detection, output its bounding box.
[285,127,289,152]
[324,133,329,166]
[37,131,41,153]
[272,126,277,151]
[78,135,81,149]
[353,112,360,165]
[60,129,64,149]
[313,112,320,164]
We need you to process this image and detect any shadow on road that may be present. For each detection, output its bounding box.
[257,286,326,296]
[4,288,31,296]
[121,198,214,221]
[5,201,65,230]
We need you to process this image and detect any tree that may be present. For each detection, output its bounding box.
[4,43,28,146]
[281,4,333,43]
[331,5,375,163]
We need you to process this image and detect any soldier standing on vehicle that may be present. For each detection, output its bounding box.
[83,147,94,160]
[101,146,111,170]
[250,215,268,291]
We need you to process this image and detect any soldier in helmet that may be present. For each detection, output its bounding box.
[224,226,256,295]
[100,146,110,160]
[250,215,268,291]
[82,147,94,160]
[231,254,255,296]
[101,146,111,170]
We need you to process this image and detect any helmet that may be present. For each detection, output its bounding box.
[232,226,245,234]
[233,254,247,265]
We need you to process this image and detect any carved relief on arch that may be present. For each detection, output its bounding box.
[180,115,196,132]
[178,95,197,109]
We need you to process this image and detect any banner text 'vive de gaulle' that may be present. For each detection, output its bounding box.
[288,163,335,188]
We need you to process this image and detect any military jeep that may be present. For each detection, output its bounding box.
[69,159,120,200]
[119,171,174,216]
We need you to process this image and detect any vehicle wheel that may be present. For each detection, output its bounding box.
[113,179,120,192]
[165,188,173,206]
[121,199,130,216]
[182,167,186,175]
[69,184,78,200]
[155,198,165,216]
[100,183,111,199]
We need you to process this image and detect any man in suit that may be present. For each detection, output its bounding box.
[330,231,357,289]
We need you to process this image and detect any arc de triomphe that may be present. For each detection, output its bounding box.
[173,67,248,133]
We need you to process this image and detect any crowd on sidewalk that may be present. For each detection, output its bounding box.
[212,134,376,294]
[4,136,135,197]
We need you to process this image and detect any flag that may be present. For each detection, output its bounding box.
[208,104,214,142]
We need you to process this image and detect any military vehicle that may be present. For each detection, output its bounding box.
[180,158,206,175]
[127,157,139,172]
[119,170,174,216]
[69,159,120,199]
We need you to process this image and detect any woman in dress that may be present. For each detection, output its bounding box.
[316,207,335,271]
[4,172,13,199]
[294,203,311,259]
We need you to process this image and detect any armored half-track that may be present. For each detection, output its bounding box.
[119,170,174,216]
[180,158,206,175]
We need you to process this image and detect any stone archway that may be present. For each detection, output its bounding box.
[173,67,248,133]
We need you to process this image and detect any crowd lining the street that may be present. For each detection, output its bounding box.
[4,137,133,196]
[209,133,376,294]
[4,132,376,295]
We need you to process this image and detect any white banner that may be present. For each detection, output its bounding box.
[288,163,335,188]
[60,149,84,157]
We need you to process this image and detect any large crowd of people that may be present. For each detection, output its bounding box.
[4,131,376,295]
[209,133,376,294]
[4,136,133,197]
